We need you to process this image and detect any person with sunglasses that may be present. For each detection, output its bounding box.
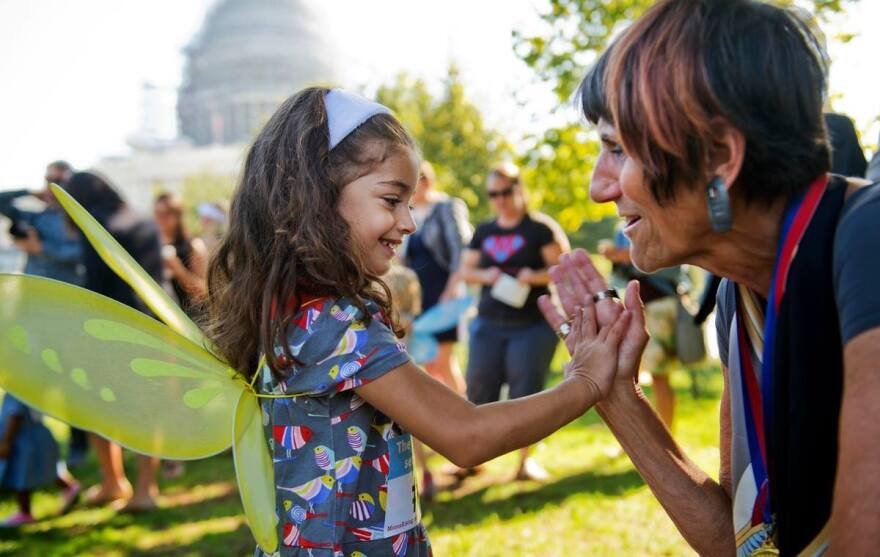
[458,162,569,481]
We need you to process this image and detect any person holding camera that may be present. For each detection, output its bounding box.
[0,161,81,286]
[0,161,84,523]
[0,162,92,469]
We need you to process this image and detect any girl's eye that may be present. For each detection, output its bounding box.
[382,197,401,207]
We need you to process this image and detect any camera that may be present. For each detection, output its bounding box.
[7,220,31,239]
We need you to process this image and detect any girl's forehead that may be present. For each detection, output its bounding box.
[376,147,419,178]
[343,147,419,192]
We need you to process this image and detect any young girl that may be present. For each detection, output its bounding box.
[205,87,631,556]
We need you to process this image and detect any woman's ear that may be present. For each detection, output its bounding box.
[704,123,746,234]
[711,124,746,190]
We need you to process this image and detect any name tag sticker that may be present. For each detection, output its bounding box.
[383,433,419,537]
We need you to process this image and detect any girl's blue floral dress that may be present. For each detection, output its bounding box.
[255,295,431,557]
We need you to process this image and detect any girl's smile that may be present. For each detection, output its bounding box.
[337,144,420,275]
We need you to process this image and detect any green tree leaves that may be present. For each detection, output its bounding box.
[377,66,511,222]
[514,0,856,103]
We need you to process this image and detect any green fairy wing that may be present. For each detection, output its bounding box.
[50,183,207,347]
[30,187,279,551]
[233,391,278,552]
[0,274,280,551]
[0,274,240,459]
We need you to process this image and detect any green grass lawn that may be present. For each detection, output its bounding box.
[0,360,722,556]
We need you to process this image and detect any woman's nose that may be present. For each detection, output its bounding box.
[590,160,622,203]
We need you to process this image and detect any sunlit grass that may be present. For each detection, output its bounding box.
[0,362,721,556]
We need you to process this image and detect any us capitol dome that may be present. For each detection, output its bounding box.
[95,0,339,210]
[178,0,338,146]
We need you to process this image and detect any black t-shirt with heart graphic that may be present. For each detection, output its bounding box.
[468,213,555,323]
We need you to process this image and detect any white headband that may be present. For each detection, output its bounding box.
[325,88,392,150]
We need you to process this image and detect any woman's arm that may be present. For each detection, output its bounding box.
[540,250,735,556]
[517,215,568,286]
[0,189,30,221]
[356,305,630,468]
[596,381,735,556]
[598,243,632,265]
[437,270,462,303]
[166,238,209,299]
[827,182,880,554]
[827,327,880,555]
[443,198,473,273]
[517,242,563,286]
[458,249,501,286]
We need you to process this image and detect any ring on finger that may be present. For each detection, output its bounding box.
[556,321,572,340]
[592,289,620,303]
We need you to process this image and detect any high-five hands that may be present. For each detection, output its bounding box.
[540,249,649,390]
[564,298,631,401]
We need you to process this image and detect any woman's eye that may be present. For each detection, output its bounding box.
[382,197,401,207]
[603,141,624,158]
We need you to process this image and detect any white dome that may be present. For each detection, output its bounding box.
[177,0,338,145]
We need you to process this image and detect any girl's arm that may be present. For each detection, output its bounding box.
[356,305,630,468]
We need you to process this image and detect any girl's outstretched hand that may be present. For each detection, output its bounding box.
[564,297,632,402]
[539,250,649,390]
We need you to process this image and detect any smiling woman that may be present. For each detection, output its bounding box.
[542,1,880,556]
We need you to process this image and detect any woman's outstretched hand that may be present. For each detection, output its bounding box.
[564,298,631,401]
[539,249,649,388]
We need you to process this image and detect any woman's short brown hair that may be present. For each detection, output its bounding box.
[606,0,830,205]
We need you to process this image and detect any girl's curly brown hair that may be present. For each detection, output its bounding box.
[203,87,417,381]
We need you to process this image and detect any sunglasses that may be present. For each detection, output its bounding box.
[487,186,515,199]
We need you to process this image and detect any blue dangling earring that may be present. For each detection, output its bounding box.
[706,175,732,233]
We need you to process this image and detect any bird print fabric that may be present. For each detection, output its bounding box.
[256,296,431,557]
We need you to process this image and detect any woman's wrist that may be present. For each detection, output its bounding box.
[597,377,641,413]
